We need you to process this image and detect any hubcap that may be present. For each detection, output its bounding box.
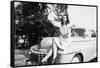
[72,57,80,63]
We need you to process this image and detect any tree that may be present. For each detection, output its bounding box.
[14,2,69,47]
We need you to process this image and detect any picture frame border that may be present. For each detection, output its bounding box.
[10,1,98,67]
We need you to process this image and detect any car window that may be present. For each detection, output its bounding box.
[71,28,85,38]
[91,30,96,37]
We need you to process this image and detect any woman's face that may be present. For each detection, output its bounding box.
[63,16,67,23]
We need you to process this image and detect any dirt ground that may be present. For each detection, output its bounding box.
[14,49,97,66]
[15,49,30,66]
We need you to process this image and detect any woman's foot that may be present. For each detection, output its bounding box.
[41,58,47,63]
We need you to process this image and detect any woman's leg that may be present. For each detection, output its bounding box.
[41,49,52,63]
[54,38,64,50]
[52,38,57,60]
[41,38,60,63]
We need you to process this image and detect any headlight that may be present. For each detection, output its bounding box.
[28,50,32,54]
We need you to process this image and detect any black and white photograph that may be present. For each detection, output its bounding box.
[11,1,97,67]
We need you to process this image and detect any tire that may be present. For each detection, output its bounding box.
[71,54,82,63]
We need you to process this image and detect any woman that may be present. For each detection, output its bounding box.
[41,16,71,64]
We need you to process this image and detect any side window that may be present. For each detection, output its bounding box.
[71,28,85,38]
[85,30,96,38]
[91,30,96,37]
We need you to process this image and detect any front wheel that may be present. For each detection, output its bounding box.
[71,55,82,63]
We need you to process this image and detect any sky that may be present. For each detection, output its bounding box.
[68,5,97,30]
[14,2,21,7]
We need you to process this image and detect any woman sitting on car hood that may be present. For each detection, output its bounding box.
[41,16,71,63]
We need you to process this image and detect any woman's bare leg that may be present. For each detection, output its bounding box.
[41,49,52,63]
[52,39,57,60]
[41,38,59,63]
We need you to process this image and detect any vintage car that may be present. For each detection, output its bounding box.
[28,28,97,65]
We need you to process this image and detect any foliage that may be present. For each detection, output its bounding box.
[14,2,69,46]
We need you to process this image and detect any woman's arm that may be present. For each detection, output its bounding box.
[67,25,71,45]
